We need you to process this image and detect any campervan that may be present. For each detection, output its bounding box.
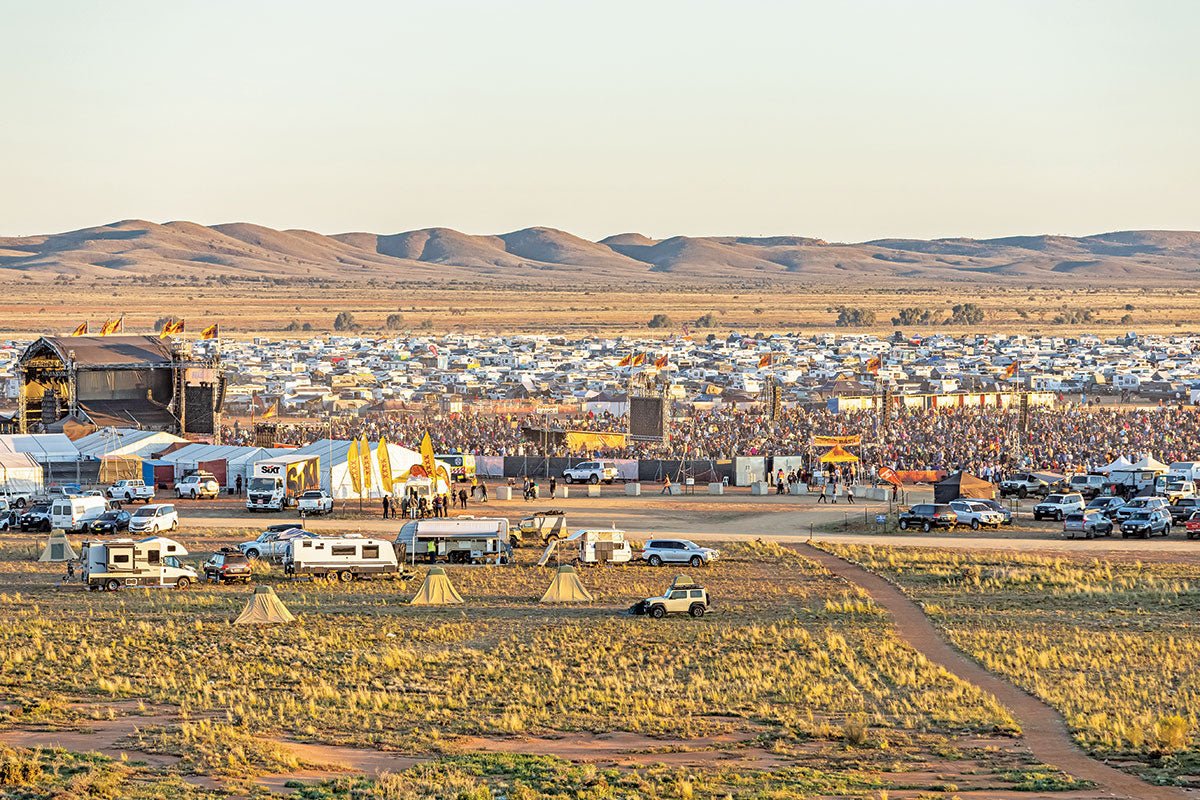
[247,454,321,511]
[283,534,399,581]
[396,517,511,565]
[565,528,633,564]
[50,496,108,533]
[82,536,197,591]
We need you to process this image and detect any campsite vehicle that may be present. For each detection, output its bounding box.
[1033,493,1085,521]
[247,454,321,511]
[46,484,83,500]
[897,504,957,532]
[1000,472,1058,498]
[296,490,334,515]
[1107,468,1164,498]
[1120,508,1172,538]
[1067,474,1107,499]
[202,548,253,584]
[50,495,108,533]
[435,453,476,483]
[396,517,512,565]
[1167,462,1200,483]
[562,460,619,485]
[1113,495,1169,522]
[19,503,52,532]
[0,490,32,509]
[631,575,711,619]
[128,503,179,535]
[284,534,401,581]
[1153,474,1196,502]
[1168,496,1200,523]
[976,499,1013,525]
[83,536,197,591]
[88,509,132,535]
[1063,510,1114,539]
[948,500,1004,530]
[540,528,634,565]
[1184,510,1200,540]
[514,510,568,546]
[175,472,220,500]
[640,539,719,568]
[238,528,318,561]
[1086,496,1126,519]
[106,479,155,503]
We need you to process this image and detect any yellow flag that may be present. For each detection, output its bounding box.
[358,435,372,496]
[347,438,362,494]
[71,322,88,336]
[261,400,278,419]
[378,436,393,494]
[200,323,219,340]
[420,432,437,479]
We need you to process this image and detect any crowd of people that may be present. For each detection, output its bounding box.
[221,403,1200,477]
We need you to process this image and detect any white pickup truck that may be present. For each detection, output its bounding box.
[296,490,334,515]
[107,479,155,504]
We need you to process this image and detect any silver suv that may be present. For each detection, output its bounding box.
[641,539,719,568]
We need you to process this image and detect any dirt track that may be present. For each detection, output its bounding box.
[797,543,1189,800]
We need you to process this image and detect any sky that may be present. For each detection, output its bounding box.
[2,0,1197,242]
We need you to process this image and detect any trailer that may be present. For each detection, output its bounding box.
[82,536,197,591]
[247,454,321,512]
[397,517,512,565]
[283,534,402,582]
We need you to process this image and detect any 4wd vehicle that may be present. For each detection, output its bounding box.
[1185,510,1200,540]
[1113,495,1169,522]
[106,479,155,504]
[203,548,253,584]
[1000,472,1051,498]
[239,528,319,561]
[1168,496,1200,523]
[296,490,334,515]
[1067,474,1107,499]
[514,510,567,546]
[1120,508,1172,539]
[562,460,618,485]
[976,498,1013,525]
[1063,510,1113,539]
[128,504,179,535]
[1033,493,1085,521]
[1154,475,1196,503]
[18,503,52,532]
[88,509,132,535]
[631,575,711,619]
[175,472,220,500]
[641,539,719,567]
[1086,496,1126,519]
[948,499,1004,530]
[0,491,32,509]
[898,503,957,532]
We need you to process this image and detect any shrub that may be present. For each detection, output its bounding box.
[947,303,984,325]
[694,313,718,328]
[835,306,875,327]
[333,311,358,331]
[385,313,405,330]
[647,313,672,329]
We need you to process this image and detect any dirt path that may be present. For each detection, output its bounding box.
[796,542,1188,800]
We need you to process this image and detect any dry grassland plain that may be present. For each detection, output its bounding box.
[4,282,1200,339]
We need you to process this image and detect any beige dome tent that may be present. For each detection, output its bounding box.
[234,585,296,625]
[410,566,463,606]
[540,564,594,603]
[38,532,77,562]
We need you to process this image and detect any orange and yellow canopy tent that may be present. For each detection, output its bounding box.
[818,444,859,464]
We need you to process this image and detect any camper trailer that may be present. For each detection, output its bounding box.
[283,534,399,581]
[50,495,108,533]
[396,517,511,565]
[82,536,197,591]
[566,528,633,564]
[247,454,321,511]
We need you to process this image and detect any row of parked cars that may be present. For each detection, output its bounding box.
[898,499,1012,532]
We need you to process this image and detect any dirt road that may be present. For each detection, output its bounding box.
[796,543,1189,800]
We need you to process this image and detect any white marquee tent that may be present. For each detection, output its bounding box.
[0,434,78,464]
[289,439,448,499]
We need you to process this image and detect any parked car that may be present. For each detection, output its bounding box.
[1184,510,1200,540]
[106,479,155,503]
[296,490,334,515]
[562,460,619,485]
[1167,496,1200,523]
[175,472,220,500]
[203,548,253,584]
[976,498,1013,525]
[18,503,52,532]
[239,528,319,560]
[1067,474,1107,499]
[1086,496,1126,520]
[1113,495,1169,522]
[1033,493,1085,521]
[1063,510,1113,539]
[897,503,957,532]
[1120,508,1172,538]
[128,504,179,535]
[1000,472,1054,498]
[88,509,132,535]
[640,539,719,567]
[631,575,711,618]
[948,499,1004,530]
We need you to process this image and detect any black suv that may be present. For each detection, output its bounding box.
[1167,496,1200,523]
[19,504,52,532]
[898,503,958,532]
[203,548,253,584]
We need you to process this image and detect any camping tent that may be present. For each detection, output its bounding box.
[818,445,859,464]
[38,532,77,562]
[234,585,296,625]
[1098,456,1134,474]
[1132,455,1169,473]
[410,566,464,605]
[540,564,594,603]
[934,471,998,504]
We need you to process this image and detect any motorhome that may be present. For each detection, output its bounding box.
[82,536,197,591]
[247,454,321,511]
[50,495,108,533]
[396,517,511,565]
[283,534,400,581]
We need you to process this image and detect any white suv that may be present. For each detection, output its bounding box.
[641,539,719,568]
[562,460,619,485]
[948,500,1005,530]
[128,503,179,534]
[1033,493,1085,521]
[175,472,220,499]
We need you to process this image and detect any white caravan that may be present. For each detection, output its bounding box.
[283,534,399,581]
[51,496,108,533]
[396,517,511,565]
[83,536,197,591]
[566,528,633,564]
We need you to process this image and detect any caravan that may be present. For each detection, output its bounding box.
[83,536,197,591]
[50,496,108,533]
[283,534,400,581]
[396,518,511,565]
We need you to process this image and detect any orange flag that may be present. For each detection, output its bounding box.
[200,323,220,340]
[70,322,88,336]
[99,318,122,336]
[617,354,632,367]
[758,353,772,368]
[653,355,668,368]
[1004,361,1019,379]
[632,353,646,366]
[865,356,881,375]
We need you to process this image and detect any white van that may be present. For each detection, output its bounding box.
[50,496,108,532]
[284,534,399,582]
[128,504,179,535]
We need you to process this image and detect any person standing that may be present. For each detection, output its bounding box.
[459,487,467,509]
[235,474,243,497]
[846,483,855,504]
[480,482,488,503]
[817,481,828,504]
[661,474,672,494]
[549,476,557,496]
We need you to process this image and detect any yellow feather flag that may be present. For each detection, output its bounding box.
[261,400,278,419]
[347,438,362,495]
[617,354,632,367]
[100,318,121,336]
[358,435,373,496]
[420,432,437,478]
[200,323,219,340]
[377,436,394,494]
[70,322,88,336]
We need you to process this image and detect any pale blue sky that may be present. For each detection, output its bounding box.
[2,0,1197,241]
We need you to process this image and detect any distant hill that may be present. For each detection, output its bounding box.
[2,220,1200,284]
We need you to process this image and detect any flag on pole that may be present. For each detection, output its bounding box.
[347,438,362,495]
[631,353,646,367]
[358,435,372,497]
[1004,361,1019,379]
[159,319,185,338]
[617,354,632,367]
[377,436,393,494]
[865,356,881,375]
[99,318,122,336]
[878,466,903,487]
[758,353,773,368]
[70,322,88,336]
[261,400,278,419]
[200,323,220,340]
[653,355,668,368]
